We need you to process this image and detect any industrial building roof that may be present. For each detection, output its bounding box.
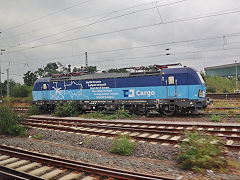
[204,62,240,71]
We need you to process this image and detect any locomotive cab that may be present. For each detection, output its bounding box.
[159,67,207,115]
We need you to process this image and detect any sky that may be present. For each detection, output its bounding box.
[0,0,240,83]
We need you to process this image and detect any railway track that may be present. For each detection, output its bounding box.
[25,116,240,151]
[12,106,240,118]
[207,93,240,100]
[0,144,172,180]
[12,106,29,113]
[207,107,240,110]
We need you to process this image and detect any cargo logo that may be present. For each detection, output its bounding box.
[123,89,155,97]
[123,89,135,97]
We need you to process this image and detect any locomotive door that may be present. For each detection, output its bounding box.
[42,83,49,100]
[166,76,177,97]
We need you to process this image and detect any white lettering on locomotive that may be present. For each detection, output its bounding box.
[136,90,155,97]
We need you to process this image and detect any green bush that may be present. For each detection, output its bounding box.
[178,128,227,172]
[205,76,237,93]
[32,133,43,139]
[107,110,135,120]
[11,84,32,98]
[210,114,222,122]
[83,110,136,120]
[2,96,32,103]
[83,111,106,119]
[84,136,93,147]
[207,86,217,93]
[0,106,26,136]
[109,134,135,155]
[28,105,41,115]
[2,96,19,103]
[21,96,33,102]
[54,102,79,117]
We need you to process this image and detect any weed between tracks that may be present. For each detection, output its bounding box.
[178,128,228,173]
[214,100,240,108]
[210,114,222,122]
[109,134,135,156]
[27,105,41,115]
[32,133,44,139]
[52,102,136,119]
[82,110,137,120]
[54,102,79,117]
[84,136,93,147]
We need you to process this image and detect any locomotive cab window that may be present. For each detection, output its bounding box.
[42,84,47,90]
[168,76,175,85]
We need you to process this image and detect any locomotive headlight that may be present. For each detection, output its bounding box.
[198,89,206,98]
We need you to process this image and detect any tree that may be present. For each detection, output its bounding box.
[1,79,16,96]
[23,63,98,88]
[72,67,83,72]
[83,66,97,73]
[108,68,128,73]
[23,71,37,87]
[34,62,63,78]
[72,66,97,73]
[11,83,31,97]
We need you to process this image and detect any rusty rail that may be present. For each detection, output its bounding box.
[0,145,174,180]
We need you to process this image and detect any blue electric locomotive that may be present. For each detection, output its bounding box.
[32,64,207,115]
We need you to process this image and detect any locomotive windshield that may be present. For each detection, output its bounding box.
[197,72,205,85]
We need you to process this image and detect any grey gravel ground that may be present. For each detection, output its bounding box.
[0,128,239,179]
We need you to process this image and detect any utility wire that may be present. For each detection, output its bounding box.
[87,34,235,55]
[1,0,168,40]
[7,37,240,67]
[2,0,94,31]
[89,45,240,64]
[6,7,240,53]
[6,0,189,48]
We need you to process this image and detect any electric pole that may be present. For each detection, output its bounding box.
[85,52,88,67]
[0,49,5,98]
[7,68,9,97]
[236,61,239,92]
[0,60,1,98]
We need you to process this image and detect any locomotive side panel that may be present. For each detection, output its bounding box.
[33,75,163,101]
[32,67,207,115]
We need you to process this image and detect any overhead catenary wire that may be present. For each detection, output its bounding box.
[87,32,240,55]
[7,37,240,68]
[0,0,171,40]
[5,0,190,49]
[87,45,240,64]
[5,28,240,65]
[2,0,95,32]
[6,7,240,54]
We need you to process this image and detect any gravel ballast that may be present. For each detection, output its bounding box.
[0,127,239,179]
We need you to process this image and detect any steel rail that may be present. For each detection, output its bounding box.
[0,165,43,180]
[207,93,240,99]
[25,122,178,144]
[0,145,174,180]
[12,106,240,117]
[28,116,240,128]
[25,118,240,140]
[207,107,240,110]
[24,121,240,150]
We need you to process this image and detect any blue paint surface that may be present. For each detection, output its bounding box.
[32,85,206,101]
[32,67,206,101]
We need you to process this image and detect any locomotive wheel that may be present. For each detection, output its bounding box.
[161,105,175,116]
